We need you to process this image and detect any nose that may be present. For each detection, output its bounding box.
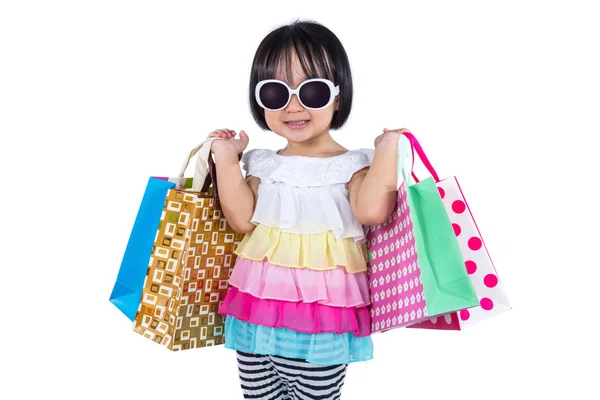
[285,93,304,111]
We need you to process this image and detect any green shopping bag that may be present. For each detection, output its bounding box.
[408,176,479,315]
[400,134,478,315]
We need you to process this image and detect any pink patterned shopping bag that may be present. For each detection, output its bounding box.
[367,134,479,334]
[367,181,426,333]
[403,132,511,330]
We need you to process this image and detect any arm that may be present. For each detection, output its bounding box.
[214,154,259,233]
[350,130,405,226]
[209,129,258,234]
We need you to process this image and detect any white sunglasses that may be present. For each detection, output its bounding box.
[255,78,340,111]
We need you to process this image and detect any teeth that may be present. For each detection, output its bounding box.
[287,120,307,125]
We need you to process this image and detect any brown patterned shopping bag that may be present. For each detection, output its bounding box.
[133,138,245,351]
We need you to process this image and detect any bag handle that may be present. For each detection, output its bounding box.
[396,134,414,189]
[400,131,441,183]
[176,138,242,204]
[177,137,219,191]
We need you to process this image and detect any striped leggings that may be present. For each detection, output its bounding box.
[236,351,348,400]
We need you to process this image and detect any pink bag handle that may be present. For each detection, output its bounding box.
[402,131,441,183]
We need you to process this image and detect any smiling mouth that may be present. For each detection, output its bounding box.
[285,120,309,126]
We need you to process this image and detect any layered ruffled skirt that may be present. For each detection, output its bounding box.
[220,225,374,365]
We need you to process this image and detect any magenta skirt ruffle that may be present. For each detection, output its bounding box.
[220,287,371,337]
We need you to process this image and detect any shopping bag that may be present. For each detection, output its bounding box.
[109,138,221,320]
[109,177,176,321]
[367,134,479,333]
[402,132,511,330]
[131,138,245,351]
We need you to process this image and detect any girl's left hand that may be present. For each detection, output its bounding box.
[374,128,411,149]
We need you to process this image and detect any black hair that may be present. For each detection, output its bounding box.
[249,19,353,131]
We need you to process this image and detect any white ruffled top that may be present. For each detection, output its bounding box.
[242,148,375,243]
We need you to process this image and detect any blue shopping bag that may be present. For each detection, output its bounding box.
[109,177,176,321]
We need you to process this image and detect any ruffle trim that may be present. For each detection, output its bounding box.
[229,257,371,307]
[220,287,371,337]
[234,225,368,273]
[251,182,367,242]
[241,149,372,187]
[224,316,374,365]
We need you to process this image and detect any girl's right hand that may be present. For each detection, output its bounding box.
[208,128,249,159]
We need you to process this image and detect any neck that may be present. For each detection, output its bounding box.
[282,131,346,157]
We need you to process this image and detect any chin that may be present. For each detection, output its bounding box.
[284,131,318,143]
[273,124,310,140]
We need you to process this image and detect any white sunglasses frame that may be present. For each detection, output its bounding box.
[255,78,340,111]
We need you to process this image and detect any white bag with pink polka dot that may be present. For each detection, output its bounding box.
[403,132,511,330]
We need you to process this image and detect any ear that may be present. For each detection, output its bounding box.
[334,96,340,111]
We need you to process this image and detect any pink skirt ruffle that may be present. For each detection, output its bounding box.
[220,287,371,337]
[228,257,370,307]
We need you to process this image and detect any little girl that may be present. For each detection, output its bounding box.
[209,20,409,400]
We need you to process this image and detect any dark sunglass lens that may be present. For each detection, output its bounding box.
[259,82,289,109]
[299,81,331,108]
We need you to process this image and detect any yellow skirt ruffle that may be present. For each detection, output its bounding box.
[234,224,368,274]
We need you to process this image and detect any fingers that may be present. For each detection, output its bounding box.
[213,129,232,138]
[209,129,237,139]
[239,130,249,143]
[383,128,411,134]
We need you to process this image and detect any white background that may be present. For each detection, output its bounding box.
[1,1,599,399]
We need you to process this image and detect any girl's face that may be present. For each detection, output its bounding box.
[264,52,340,144]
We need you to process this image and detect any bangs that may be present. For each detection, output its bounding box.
[259,35,335,85]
